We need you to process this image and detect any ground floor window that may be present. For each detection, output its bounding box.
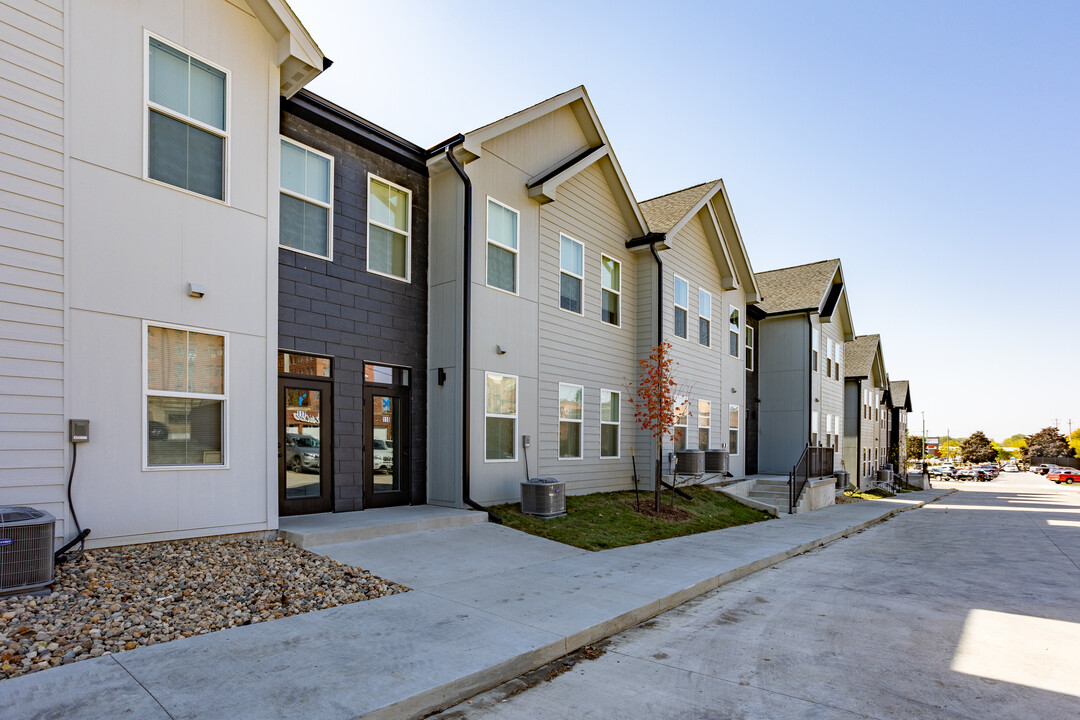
[698,400,710,450]
[145,323,226,468]
[729,404,740,455]
[558,383,583,459]
[674,396,689,451]
[485,372,517,461]
[600,389,620,458]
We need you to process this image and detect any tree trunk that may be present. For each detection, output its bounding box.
[654,440,662,513]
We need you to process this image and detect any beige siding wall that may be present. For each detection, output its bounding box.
[813,315,846,470]
[659,213,747,476]
[0,0,67,532]
[535,161,639,494]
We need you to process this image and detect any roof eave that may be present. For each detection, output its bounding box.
[247,0,326,98]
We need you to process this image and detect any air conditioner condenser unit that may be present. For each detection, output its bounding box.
[520,478,566,518]
[0,506,56,595]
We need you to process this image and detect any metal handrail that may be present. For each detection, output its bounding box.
[789,444,836,514]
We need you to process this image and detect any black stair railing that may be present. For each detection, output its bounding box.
[789,444,836,514]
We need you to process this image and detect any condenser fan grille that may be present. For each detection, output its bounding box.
[0,506,56,594]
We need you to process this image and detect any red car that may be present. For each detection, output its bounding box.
[1048,468,1080,485]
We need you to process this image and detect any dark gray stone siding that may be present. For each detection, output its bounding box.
[280,109,428,511]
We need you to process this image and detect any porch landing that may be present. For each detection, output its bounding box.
[279,505,487,548]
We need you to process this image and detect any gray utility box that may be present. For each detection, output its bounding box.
[675,450,705,474]
[877,469,893,485]
[704,449,729,474]
[521,477,566,518]
[0,506,55,595]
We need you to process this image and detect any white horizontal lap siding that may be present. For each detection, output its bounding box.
[0,0,66,532]
[536,164,637,493]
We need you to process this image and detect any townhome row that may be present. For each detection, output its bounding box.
[1,0,913,549]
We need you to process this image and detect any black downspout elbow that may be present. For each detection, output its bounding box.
[445,140,502,524]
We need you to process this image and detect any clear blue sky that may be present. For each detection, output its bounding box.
[289,0,1079,443]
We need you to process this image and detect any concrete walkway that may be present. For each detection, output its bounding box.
[0,489,950,720]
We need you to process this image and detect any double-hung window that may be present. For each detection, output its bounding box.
[826,338,833,377]
[558,383,583,459]
[674,395,689,451]
[812,327,820,371]
[485,372,517,461]
[811,410,819,446]
[835,344,843,380]
[745,326,755,371]
[698,290,711,347]
[368,176,412,281]
[601,255,620,325]
[145,323,226,468]
[729,306,740,357]
[698,400,711,450]
[280,139,333,259]
[729,404,740,455]
[673,275,688,339]
[146,35,227,201]
[600,389,620,457]
[559,235,584,314]
[487,199,518,293]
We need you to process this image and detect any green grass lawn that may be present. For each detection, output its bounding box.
[844,487,896,500]
[489,485,773,551]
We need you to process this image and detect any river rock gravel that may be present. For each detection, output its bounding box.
[0,536,407,681]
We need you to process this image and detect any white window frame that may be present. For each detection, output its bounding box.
[486,197,519,295]
[729,403,740,456]
[826,337,833,377]
[559,234,584,316]
[278,137,334,261]
[142,320,229,471]
[673,275,689,340]
[745,326,755,372]
[600,388,620,458]
[698,399,711,450]
[836,345,843,380]
[811,410,819,446]
[367,173,412,282]
[812,327,820,372]
[600,254,621,328]
[729,305,740,358]
[674,395,689,451]
[484,371,518,462]
[698,289,711,347]
[143,30,231,204]
[558,382,584,460]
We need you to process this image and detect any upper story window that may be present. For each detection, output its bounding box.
[601,255,621,326]
[812,327,820,371]
[280,139,333,259]
[147,35,228,201]
[487,199,518,293]
[729,306,740,357]
[145,323,226,469]
[559,235,584,314]
[826,338,833,377]
[673,275,688,339]
[368,176,412,281]
[835,344,843,380]
[698,290,711,347]
[745,326,755,371]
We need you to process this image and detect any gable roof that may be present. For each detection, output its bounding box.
[844,334,883,380]
[755,259,839,314]
[639,181,719,233]
[636,180,761,302]
[428,86,648,237]
[890,380,912,411]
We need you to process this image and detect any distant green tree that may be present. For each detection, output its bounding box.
[961,431,996,463]
[992,441,1016,461]
[1001,433,1027,449]
[1023,427,1075,461]
[906,434,924,461]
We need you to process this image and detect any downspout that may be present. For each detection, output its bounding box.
[807,314,814,447]
[445,139,502,523]
[650,241,663,345]
[856,379,863,488]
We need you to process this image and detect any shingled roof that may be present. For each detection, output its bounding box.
[844,334,881,379]
[890,380,911,410]
[754,259,840,315]
[639,181,720,233]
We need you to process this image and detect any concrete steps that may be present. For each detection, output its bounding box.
[279,505,488,548]
[747,479,789,513]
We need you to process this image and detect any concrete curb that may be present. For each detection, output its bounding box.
[365,489,953,719]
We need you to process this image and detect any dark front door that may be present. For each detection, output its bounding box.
[363,384,410,508]
[279,377,333,515]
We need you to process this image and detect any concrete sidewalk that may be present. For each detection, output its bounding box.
[0,489,951,720]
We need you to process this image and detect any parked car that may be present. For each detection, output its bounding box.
[929,466,956,478]
[1033,464,1053,475]
[373,438,394,473]
[285,433,321,473]
[1002,463,1019,473]
[956,467,988,482]
[1048,468,1080,485]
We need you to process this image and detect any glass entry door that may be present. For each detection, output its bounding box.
[364,379,410,508]
[279,377,333,515]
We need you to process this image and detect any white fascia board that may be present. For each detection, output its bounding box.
[703,201,738,290]
[461,86,590,158]
[247,0,326,97]
[528,145,609,204]
[712,181,762,303]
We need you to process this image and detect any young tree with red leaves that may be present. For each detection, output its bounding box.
[629,342,685,513]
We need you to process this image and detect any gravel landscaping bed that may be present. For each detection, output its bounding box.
[0,536,407,681]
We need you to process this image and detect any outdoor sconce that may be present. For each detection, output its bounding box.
[187,282,206,298]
